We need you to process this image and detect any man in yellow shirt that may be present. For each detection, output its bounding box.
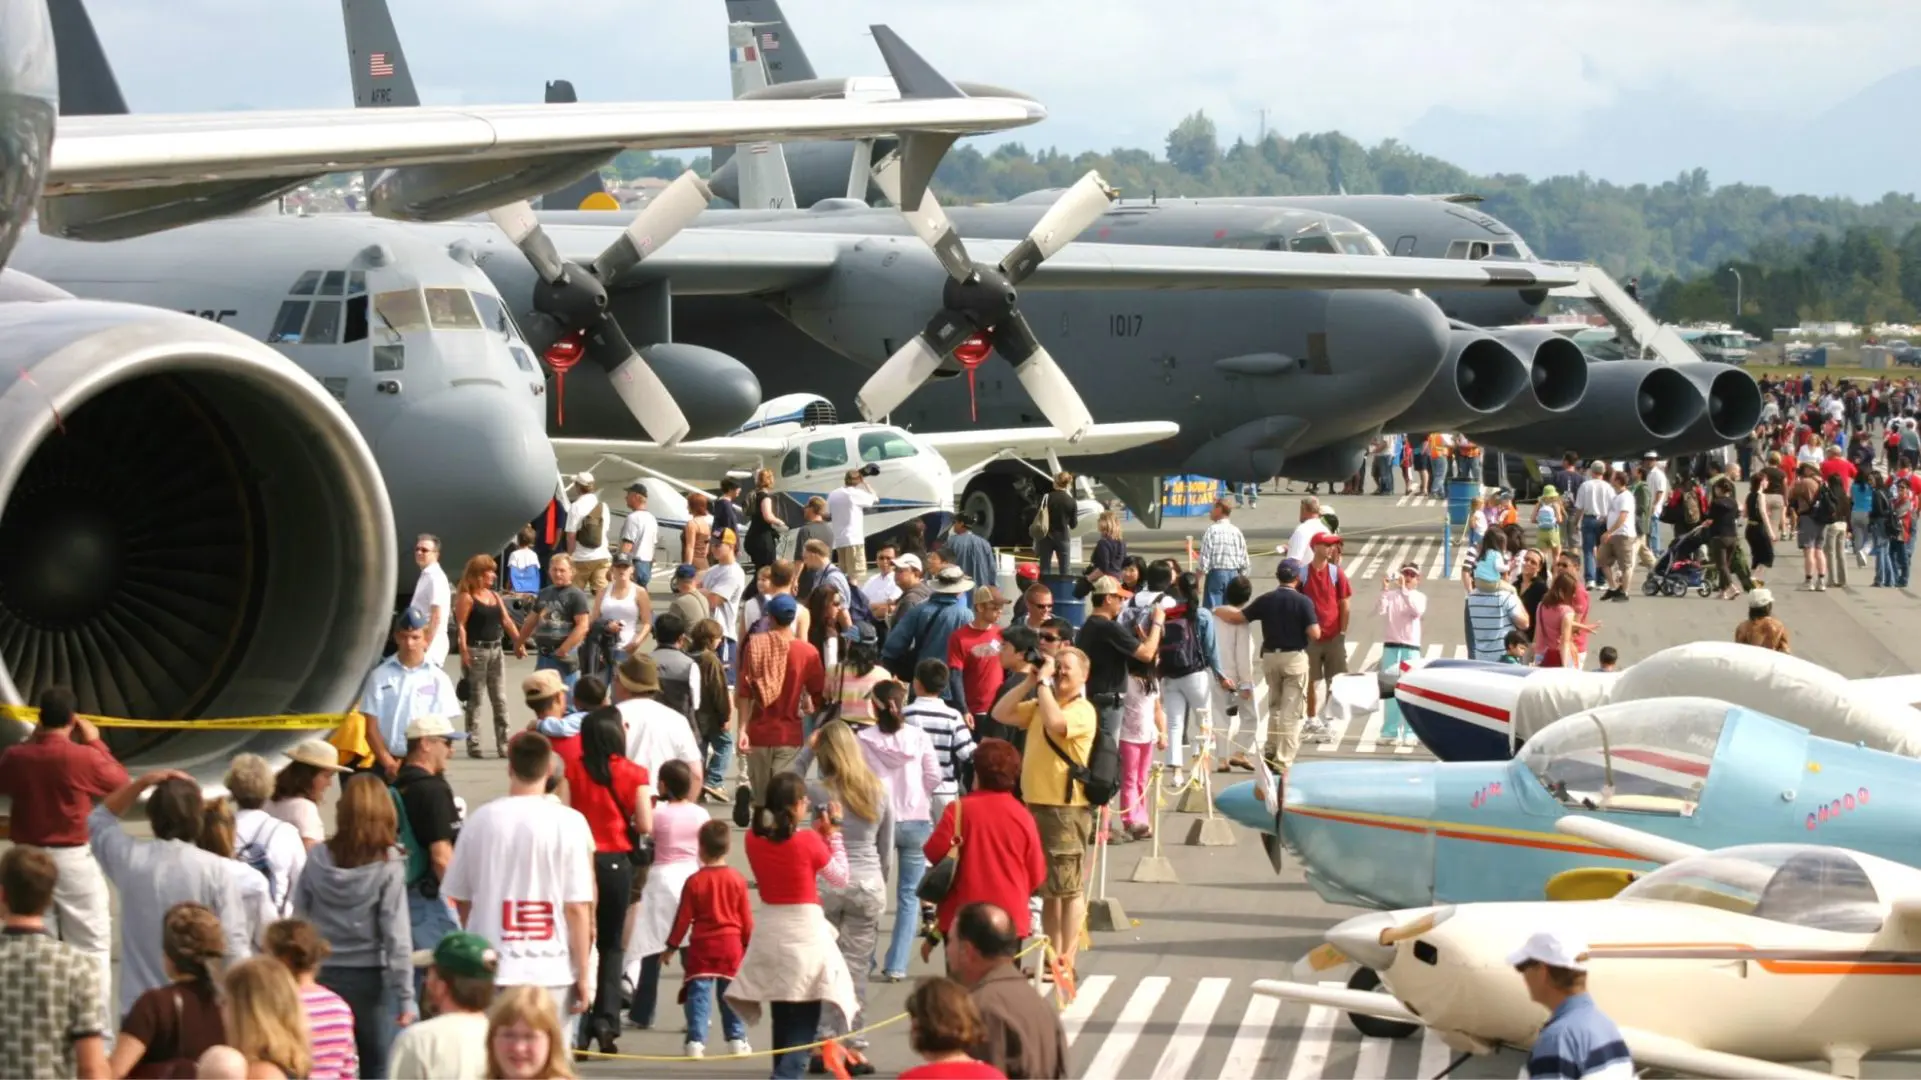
[991,647,1097,976]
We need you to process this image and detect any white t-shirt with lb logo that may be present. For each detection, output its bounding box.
[441,793,595,988]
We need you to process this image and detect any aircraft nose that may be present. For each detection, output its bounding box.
[377,384,558,572]
[1326,911,1404,972]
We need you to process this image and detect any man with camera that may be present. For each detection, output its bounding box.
[1074,577,1163,740]
[827,466,881,577]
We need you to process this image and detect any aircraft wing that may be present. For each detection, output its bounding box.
[550,435,786,482]
[1247,980,1421,1024]
[1850,674,1921,708]
[46,98,1046,195]
[1621,1028,1830,1080]
[917,421,1179,460]
[1016,245,1583,292]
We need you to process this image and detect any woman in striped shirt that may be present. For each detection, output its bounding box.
[263,919,358,1080]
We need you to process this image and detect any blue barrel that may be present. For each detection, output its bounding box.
[1046,577,1087,630]
[1446,478,1480,527]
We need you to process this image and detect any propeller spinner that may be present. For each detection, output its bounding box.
[487,170,712,446]
[855,158,1116,443]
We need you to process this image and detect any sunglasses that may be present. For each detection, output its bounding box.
[1031,601,1054,609]
[414,546,434,553]
[1039,633,1062,643]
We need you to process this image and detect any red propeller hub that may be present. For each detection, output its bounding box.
[544,330,588,425]
[953,332,992,368]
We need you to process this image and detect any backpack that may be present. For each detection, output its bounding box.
[389,781,432,890]
[1814,476,1848,525]
[234,814,290,914]
[1044,720,1120,808]
[1534,502,1556,529]
[575,500,606,549]
[841,571,876,630]
[1158,609,1205,678]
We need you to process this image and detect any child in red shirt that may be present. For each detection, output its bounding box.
[665,820,755,1058]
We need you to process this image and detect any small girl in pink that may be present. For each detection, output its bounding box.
[625,760,715,1028]
[1117,673,1166,840]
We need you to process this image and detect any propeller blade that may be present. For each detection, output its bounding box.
[998,170,1117,284]
[486,200,568,284]
[579,313,691,446]
[856,335,949,422]
[872,150,973,284]
[993,313,1094,443]
[592,170,713,282]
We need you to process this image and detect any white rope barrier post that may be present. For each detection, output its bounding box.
[1184,723,1237,847]
[1129,762,1179,883]
[1086,799,1128,933]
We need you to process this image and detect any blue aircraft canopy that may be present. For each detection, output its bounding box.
[1620,845,1885,934]
[1518,697,1728,815]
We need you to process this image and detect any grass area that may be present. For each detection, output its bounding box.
[1738,363,1882,382]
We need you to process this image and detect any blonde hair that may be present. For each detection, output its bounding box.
[755,468,774,490]
[548,552,573,572]
[486,985,576,1079]
[813,719,884,825]
[328,773,398,869]
[1097,510,1123,539]
[223,956,311,1079]
[197,797,237,859]
[1469,495,1486,510]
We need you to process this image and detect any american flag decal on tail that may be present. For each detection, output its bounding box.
[369,52,395,78]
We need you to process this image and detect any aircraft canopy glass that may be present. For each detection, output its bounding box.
[858,430,919,462]
[1620,845,1886,933]
[425,288,481,330]
[1519,699,1723,816]
[374,289,429,333]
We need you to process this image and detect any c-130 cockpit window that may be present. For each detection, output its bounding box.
[271,270,371,345]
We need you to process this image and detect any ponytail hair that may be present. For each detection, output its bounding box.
[753,772,808,842]
[872,680,908,734]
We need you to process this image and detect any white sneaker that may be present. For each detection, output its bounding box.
[684,1041,705,1059]
[728,1038,753,1056]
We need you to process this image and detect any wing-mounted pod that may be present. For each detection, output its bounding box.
[1385,328,1528,433]
[1655,363,1763,455]
[1477,361,1701,459]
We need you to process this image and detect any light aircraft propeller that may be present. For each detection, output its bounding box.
[486,170,713,445]
[854,156,1116,443]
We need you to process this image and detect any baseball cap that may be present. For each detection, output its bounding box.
[713,527,737,547]
[1506,929,1590,972]
[522,669,566,702]
[1276,560,1302,585]
[1642,450,1660,459]
[1310,531,1342,547]
[674,563,698,580]
[412,931,499,979]
[1016,563,1040,581]
[404,715,467,741]
[396,606,429,631]
[894,553,923,572]
[972,585,1005,607]
[611,551,634,567]
[1089,575,1123,596]
[766,592,799,623]
[626,481,648,495]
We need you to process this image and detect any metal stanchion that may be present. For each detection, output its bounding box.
[1184,725,1238,847]
[1086,801,1127,933]
[1129,762,1179,883]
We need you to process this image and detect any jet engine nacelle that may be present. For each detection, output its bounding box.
[1657,362,1763,455]
[368,154,617,221]
[0,293,395,775]
[1475,361,1701,460]
[1383,328,1529,433]
[1483,327,1588,422]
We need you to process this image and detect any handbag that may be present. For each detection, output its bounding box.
[805,656,848,732]
[593,764,655,868]
[916,797,961,904]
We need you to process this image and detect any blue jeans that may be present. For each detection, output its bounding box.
[701,727,735,790]
[1581,517,1604,585]
[1875,524,1896,586]
[626,951,661,1027]
[683,977,746,1046]
[406,883,459,1004]
[317,966,393,1079]
[884,819,933,975]
[1648,517,1663,555]
[634,563,653,589]
[1203,568,1238,610]
[771,1001,822,1079]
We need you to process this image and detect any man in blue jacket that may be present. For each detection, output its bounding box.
[883,566,973,686]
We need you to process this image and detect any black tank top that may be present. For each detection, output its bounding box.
[464,593,505,644]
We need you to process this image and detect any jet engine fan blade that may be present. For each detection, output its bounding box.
[591,170,711,282]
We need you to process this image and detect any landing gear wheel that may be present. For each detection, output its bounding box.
[960,474,1024,547]
[1344,966,1419,1040]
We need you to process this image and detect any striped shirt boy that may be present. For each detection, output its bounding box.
[902,694,976,797]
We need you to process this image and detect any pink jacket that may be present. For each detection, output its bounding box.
[1376,586,1426,647]
[857,723,943,825]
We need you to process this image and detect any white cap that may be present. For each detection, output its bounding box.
[1506,929,1590,972]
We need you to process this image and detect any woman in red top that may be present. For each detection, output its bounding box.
[727,771,857,1080]
[898,978,1007,1079]
[923,738,1045,942]
[562,706,652,1054]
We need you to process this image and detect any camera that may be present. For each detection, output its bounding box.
[1024,648,1045,669]
[860,463,882,477]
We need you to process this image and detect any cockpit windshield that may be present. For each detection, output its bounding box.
[1519,700,1724,815]
[471,291,525,343]
[1620,845,1886,933]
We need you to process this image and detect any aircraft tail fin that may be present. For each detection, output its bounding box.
[723,0,815,83]
[725,23,797,209]
[47,0,128,116]
[341,0,421,108]
[536,81,616,210]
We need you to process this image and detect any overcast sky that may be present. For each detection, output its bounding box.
[79,0,1921,192]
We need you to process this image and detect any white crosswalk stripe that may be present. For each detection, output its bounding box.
[1081,975,1170,1078]
[1149,977,1232,1079]
[1218,996,1280,1080]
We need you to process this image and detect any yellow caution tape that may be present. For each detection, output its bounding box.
[0,705,345,731]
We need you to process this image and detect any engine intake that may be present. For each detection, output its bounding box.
[1659,363,1763,454]
[1384,328,1529,433]
[0,299,394,769]
[1476,361,1699,460]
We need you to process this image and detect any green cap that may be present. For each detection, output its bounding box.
[411,931,498,979]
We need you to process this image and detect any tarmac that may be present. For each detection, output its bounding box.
[425,484,1921,1078]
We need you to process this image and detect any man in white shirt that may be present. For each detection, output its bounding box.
[699,529,749,677]
[388,932,496,1080]
[1600,470,1638,602]
[441,733,595,1051]
[566,472,612,594]
[826,467,879,577]
[1642,453,1671,554]
[410,533,453,669]
[860,545,904,622]
[612,655,704,781]
[1283,496,1331,565]
[1573,462,1613,589]
[618,482,659,589]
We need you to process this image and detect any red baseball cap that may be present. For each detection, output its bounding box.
[1311,532,1343,547]
[1016,563,1040,581]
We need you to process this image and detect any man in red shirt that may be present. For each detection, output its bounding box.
[1300,534,1352,719]
[0,686,127,1033]
[1820,443,1857,487]
[946,586,1007,721]
[735,593,824,810]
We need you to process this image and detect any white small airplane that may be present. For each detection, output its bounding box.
[1256,815,1921,1079]
[553,393,1174,560]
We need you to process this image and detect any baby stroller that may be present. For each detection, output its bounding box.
[1642,523,1711,597]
